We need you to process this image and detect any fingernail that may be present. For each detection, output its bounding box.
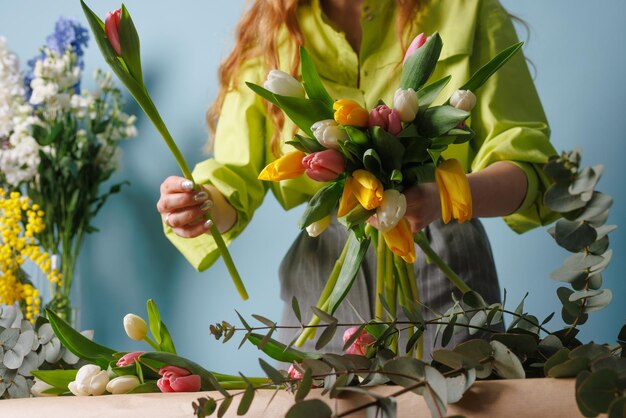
[181,180,194,191]
[200,200,214,211]
[203,219,213,230]
[193,191,209,202]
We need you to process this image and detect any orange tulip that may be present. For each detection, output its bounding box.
[333,99,369,127]
[382,217,416,264]
[352,170,384,210]
[435,159,472,224]
[258,151,306,181]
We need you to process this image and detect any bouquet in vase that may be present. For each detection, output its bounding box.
[0,18,137,323]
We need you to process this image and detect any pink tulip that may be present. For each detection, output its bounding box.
[302,149,346,182]
[157,365,202,393]
[343,327,376,356]
[105,8,122,56]
[368,105,402,136]
[288,364,304,380]
[403,33,427,64]
[116,351,144,367]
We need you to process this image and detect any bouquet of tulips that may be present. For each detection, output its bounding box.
[249,34,523,352]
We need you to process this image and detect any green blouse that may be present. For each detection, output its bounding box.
[166,0,559,271]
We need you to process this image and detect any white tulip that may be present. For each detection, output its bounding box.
[123,313,148,341]
[68,364,110,396]
[311,120,349,149]
[450,89,477,112]
[306,215,332,237]
[263,70,306,98]
[377,190,407,232]
[393,88,419,122]
[106,375,141,395]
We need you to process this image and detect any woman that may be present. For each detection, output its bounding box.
[156,0,557,357]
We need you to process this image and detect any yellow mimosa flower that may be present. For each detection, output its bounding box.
[333,99,369,127]
[382,217,416,264]
[257,150,307,181]
[352,170,384,210]
[435,159,473,224]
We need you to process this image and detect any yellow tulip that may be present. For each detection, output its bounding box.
[337,176,358,217]
[382,217,416,264]
[352,170,384,210]
[435,158,473,224]
[333,99,369,127]
[257,151,306,181]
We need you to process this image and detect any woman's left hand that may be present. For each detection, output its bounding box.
[403,182,441,232]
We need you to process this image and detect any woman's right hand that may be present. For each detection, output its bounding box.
[156,176,237,238]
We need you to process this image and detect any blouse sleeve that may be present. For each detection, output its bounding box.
[470,0,560,233]
[164,62,269,271]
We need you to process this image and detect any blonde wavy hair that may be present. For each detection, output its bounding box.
[206,0,421,155]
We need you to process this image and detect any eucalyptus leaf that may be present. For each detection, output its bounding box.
[490,340,525,379]
[554,219,598,252]
[577,369,619,414]
[491,333,538,356]
[445,374,467,404]
[237,384,255,415]
[574,192,613,222]
[548,357,590,378]
[582,289,613,313]
[608,397,626,418]
[544,184,587,213]
[315,322,338,351]
[286,399,332,418]
[569,165,603,195]
[543,348,570,376]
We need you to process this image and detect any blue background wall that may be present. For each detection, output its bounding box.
[1,1,624,375]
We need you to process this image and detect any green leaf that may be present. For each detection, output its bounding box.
[418,105,469,138]
[581,289,613,313]
[345,125,370,146]
[217,396,233,418]
[363,149,383,177]
[310,307,337,324]
[577,369,619,414]
[292,297,302,324]
[247,333,320,363]
[431,349,480,370]
[468,310,488,335]
[299,46,334,108]
[127,381,160,394]
[275,95,334,138]
[548,357,590,378]
[574,192,613,222]
[371,126,405,173]
[544,184,587,213]
[400,33,443,90]
[147,299,162,345]
[246,82,280,107]
[45,309,116,369]
[295,368,313,402]
[575,371,598,417]
[286,399,332,418]
[237,384,255,415]
[315,322,337,351]
[417,76,452,112]
[554,219,598,252]
[286,135,325,154]
[608,397,626,418]
[459,42,523,92]
[463,291,487,309]
[570,343,612,362]
[298,181,343,229]
[543,348,570,376]
[490,340,525,379]
[118,5,144,85]
[258,359,285,385]
[383,357,426,393]
[491,333,538,357]
[569,165,603,195]
[326,235,371,314]
[31,369,77,390]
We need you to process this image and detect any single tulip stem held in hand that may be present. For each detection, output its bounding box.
[375,231,386,320]
[413,231,471,294]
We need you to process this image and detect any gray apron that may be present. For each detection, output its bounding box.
[278,217,503,361]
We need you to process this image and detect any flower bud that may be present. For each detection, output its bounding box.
[377,189,407,232]
[116,351,144,367]
[288,364,304,380]
[68,364,110,396]
[435,158,472,224]
[381,217,416,263]
[305,215,331,238]
[258,150,307,181]
[342,327,376,356]
[263,70,306,98]
[368,105,402,136]
[106,375,141,395]
[450,90,477,112]
[302,149,346,182]
[31,378,55,397]
[123,313,148,341]
[393,88,419,122]
[311,120,348,149]
[351,170,384,210]
[333,99,369,127]
[403,33,427,64]
[157,365,201,393]
[104,9,122,56]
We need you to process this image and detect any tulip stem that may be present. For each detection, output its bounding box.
[413,231,471,294]
[404,262,423,360]
[142,336,160,351]
[375,233,386,320]
[138,91,248,300]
